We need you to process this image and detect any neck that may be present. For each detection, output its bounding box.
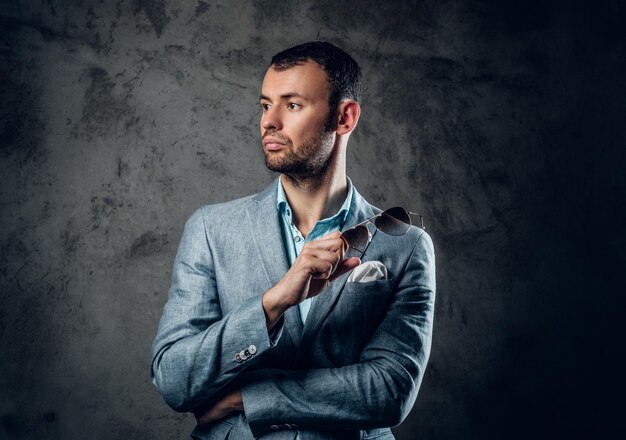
[281,143,348,237]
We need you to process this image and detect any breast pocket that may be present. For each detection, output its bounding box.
[317,279,394,363]
[339,278,394,333]
[342,278,394,294]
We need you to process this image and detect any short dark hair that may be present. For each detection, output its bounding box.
[270,41,362,110]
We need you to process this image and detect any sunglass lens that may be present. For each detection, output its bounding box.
[342,225,369,251]
[374,207,411,235]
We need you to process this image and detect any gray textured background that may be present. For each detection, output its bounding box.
[1,1,624,439]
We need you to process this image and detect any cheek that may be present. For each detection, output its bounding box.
[289,116,324,141]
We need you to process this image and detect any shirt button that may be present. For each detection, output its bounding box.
[295,236,302,243]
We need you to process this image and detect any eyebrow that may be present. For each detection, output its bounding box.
[259,92,311,102]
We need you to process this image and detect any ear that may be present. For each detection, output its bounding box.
[335,101,361,136]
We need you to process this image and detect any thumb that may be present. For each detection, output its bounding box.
[330,257,361,282]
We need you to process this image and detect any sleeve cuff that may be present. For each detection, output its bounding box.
[268,315,285,346]
[222,295,283,374]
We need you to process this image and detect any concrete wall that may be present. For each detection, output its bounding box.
[1,1,624,438]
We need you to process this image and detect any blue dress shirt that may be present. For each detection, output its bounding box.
[276,176,354,324]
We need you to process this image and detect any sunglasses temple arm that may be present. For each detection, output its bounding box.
[407,211,425,229]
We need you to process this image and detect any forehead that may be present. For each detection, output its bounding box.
[261,61,331,101]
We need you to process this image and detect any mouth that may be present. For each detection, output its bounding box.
[263,137,288,152]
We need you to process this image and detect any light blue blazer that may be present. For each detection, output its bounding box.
[151,178,436,440]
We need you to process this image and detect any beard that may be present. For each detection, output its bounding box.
[263,127,335,179]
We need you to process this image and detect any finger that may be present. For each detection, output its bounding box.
[301,248,341,264]
[313,259,334,279]
[304,241,344,255]
[291,255,332,282]
[301,249,341,274]
[339,234,349,254]
[304,233,345,252]
[329,257,361,282]
[303,241,347,263]
[312,232,348,252]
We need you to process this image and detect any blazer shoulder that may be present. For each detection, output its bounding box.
[185,180,275,233]
[411,226,434,248]
[396,225,434,261]
[184,195,251,233]
[197,193,256,216]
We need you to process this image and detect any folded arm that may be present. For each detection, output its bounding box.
[151,210,357,414]
[240,231,436,437]
[150,209,282,412]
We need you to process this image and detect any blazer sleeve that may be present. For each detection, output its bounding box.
[150,208,283,412]
[241,230,436,437]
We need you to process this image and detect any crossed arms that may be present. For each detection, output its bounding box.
[151,208,435,437]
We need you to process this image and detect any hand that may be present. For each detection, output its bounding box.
[193,391,243,428]
[262,231,361,329]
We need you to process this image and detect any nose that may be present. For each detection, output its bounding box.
[261,105,282,131]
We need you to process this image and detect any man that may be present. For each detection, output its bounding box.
[151,41,435,440]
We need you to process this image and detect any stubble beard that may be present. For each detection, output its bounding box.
[264,128,336,182]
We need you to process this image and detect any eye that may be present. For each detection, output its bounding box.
[287,102,302,110]
[260,103,271,111]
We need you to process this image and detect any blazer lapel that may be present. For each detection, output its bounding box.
[245,178,303,343]
[295,188,378,361]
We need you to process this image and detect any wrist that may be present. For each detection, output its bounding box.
[262,286,291,330]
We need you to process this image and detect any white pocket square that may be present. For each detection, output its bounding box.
[347,260,388,283]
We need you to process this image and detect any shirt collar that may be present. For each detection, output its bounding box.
[276,175,354,227]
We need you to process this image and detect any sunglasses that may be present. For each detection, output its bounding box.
[341,207,425,256]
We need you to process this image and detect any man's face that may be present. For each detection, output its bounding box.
[259,61,336,178]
